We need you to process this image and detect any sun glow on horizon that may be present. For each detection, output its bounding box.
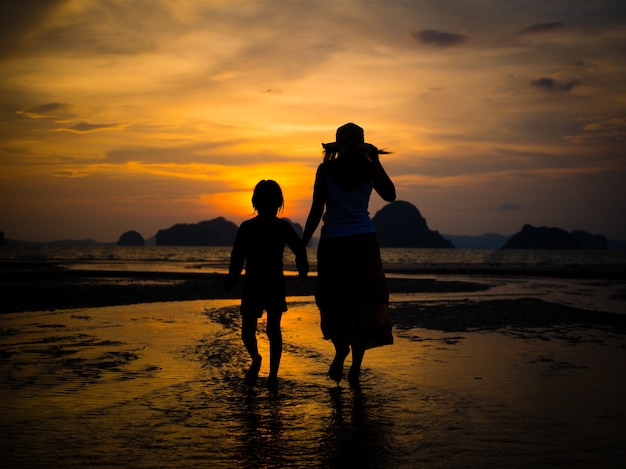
[1,1,625,242]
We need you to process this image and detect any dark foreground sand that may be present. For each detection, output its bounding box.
[1,265,625,468]
[0,263,496,314]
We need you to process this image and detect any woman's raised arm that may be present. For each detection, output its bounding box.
[370,157,396,202]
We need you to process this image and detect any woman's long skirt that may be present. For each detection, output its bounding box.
[315,233,393,350]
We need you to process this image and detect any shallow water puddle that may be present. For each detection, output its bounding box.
[1,298,625,468]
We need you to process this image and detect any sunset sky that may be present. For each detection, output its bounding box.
[2,0,625,243]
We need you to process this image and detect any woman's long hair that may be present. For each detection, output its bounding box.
[322,123,389,190]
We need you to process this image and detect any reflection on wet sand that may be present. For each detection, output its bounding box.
[322,386,396,468]
[1,296,625,468]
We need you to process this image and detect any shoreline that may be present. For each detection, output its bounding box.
[1,266,490,314]
[2,264,625,331]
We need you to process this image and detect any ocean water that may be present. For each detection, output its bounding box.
[2,245,625,275]
[2,245,625,315]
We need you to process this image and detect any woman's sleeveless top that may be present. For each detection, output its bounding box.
[321,176,375,238]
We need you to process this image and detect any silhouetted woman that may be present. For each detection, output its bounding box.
[302,123,396,385]
[225,180,309,388]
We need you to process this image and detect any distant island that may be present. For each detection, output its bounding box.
[443,233,512,250]
[372,201,453,248]
[3,205,625,249]
[501,224,607,250]
[153,217,304,246]
[117,230,145,246]
[155,217,239,246]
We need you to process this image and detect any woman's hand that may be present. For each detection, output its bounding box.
[361,143,380,162]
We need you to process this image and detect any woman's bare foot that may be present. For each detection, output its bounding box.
[328,360,342,383]
[348,366,360,387]
[328,345,349,383]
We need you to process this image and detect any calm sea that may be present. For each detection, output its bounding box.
[1,245,625,276]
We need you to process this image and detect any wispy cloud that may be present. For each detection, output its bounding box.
[411,29,468,49]
[518,22,564,35]
[16,102,72,119]
[55,121,119,133]
[1,0,625,241]
[565,113,626,145]
[0,0,67,58]
[492,202,521,211]
[530,77,580,93]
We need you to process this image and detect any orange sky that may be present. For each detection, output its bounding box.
[1,1,625,242]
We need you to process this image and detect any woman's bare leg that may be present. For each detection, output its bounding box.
[348,345,365,386]
[328,342,350,383]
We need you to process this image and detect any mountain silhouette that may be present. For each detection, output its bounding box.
[570,230,608,250]
[443,233,511,250]
[156,217,239,246]
[117,230,145,246]
[153,217,303,246]
[281,218,303,239]
[372,201,453,248]
[501,224,608,250]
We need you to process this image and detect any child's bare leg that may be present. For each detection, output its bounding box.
[266,310,283,386]
[242,315,261,385]
[242,315,259,358]
[328,341,350,383]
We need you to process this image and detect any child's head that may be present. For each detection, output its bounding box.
[252,180,284,215]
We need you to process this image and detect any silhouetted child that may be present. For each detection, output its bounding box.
[224,180,308,388]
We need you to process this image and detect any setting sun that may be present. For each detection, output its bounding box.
[1,1,625,242]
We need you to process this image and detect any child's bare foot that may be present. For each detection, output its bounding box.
[245,355,262,386]
[267,374,278,390]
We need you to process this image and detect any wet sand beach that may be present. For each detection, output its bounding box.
[1,266,626,468]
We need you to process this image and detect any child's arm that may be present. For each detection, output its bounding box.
[285,224,309,280]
